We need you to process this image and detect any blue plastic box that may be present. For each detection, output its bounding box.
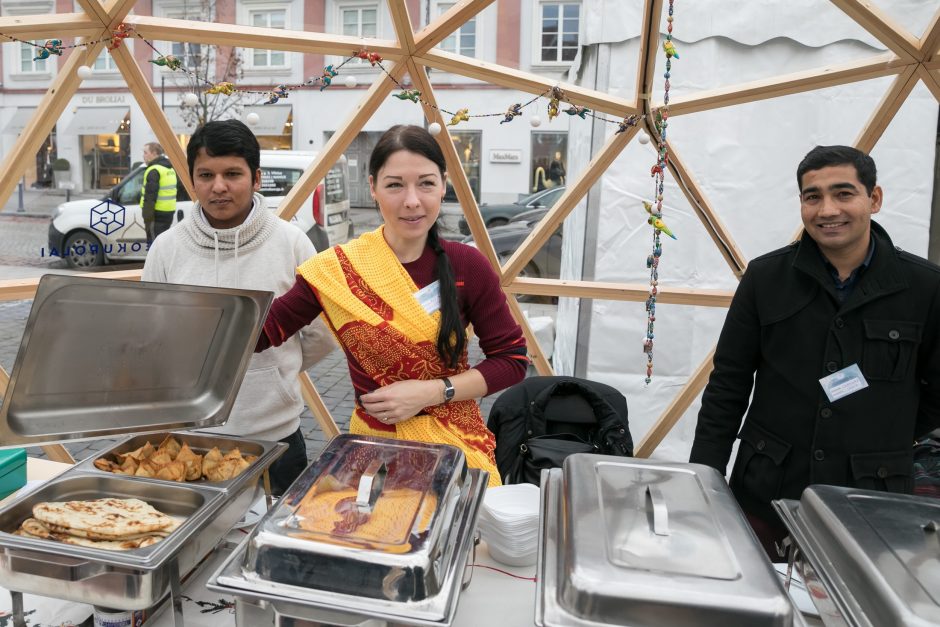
[0,448,26,500]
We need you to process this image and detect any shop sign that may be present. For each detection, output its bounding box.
[489,149,522,164]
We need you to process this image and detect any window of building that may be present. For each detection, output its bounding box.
[341,3,378,62]
[164,7,207,69]
[249,8,287,68]
[92,49,117,72]
[539,1,579,63]
[437,2,476,57]
[19,41,48,74]
[531,131,567,192]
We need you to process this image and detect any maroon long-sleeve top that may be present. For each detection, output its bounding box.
[257,239,529,398]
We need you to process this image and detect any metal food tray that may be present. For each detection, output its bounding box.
[0,471,227,610]
[74,431,286,495]
[207,467,487,627]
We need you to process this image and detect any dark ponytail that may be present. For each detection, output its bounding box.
[370,125,465,368]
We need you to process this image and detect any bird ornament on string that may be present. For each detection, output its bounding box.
[33,39,63,61]
[319,65,339,91]
[447,108,470,126]
[500,103,523,124]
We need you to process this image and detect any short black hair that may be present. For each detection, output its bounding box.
[797,145,877,195]
[187,120,260,182]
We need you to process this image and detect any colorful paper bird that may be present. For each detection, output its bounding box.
[644,201,677,239]
[447,108,470,127]
[500,103,523,124]
[319,65,339,91]
[354,47,383,66]
[33,39,63,61]
[263,85,289,105]
[615,115,639,134]
[663,40,680,59]
[205,82,236,96]
[650,163,663,177]
[393,89,422,103]
[107,24,133,51]
[564,105,590,119]
[547,86,565,121]
[149,54,182,71]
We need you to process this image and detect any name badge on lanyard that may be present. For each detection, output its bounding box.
[415,280,441,315]
[819,363,869,402]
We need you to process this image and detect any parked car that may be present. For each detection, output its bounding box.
[457,186,565,235]
[462,207,561,280]
[49,151,351,268]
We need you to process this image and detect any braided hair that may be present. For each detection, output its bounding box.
[369,125,466,368]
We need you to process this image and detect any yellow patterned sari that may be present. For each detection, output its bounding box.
[297,227,501,487]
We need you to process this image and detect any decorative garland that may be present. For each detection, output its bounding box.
[643,0,679,384]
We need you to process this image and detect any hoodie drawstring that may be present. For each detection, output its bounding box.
[212,231,220,287]
[234,227,240,288]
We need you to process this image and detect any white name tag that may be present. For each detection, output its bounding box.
[819,363,868,402]
[414,280,441,315]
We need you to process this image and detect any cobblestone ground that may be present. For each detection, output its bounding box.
[0,298,503,464]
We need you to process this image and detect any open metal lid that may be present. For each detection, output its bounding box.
[0,275,272,447]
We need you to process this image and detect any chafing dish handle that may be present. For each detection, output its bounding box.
[646,486,670,536]
[356,460,387,513]
[925,520,939,549]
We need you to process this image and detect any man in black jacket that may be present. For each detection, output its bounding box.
[140,143,177,244]
[690,145,940,559]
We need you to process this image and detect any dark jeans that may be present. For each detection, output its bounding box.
[268,427,308,496]
[152,211,174,242]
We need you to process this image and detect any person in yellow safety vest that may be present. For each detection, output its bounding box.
[140,142,177,244]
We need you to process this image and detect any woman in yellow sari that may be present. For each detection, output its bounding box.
[257,125,528,486]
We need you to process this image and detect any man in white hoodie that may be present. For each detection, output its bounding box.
[142,120,335,495]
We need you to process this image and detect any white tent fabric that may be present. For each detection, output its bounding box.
[554,1,939,466]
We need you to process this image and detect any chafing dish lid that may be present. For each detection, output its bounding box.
[0,275,272,447]
[781,485,940,626]
[546,455,793,625]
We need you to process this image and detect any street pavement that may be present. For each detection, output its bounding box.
[0,189,534,466]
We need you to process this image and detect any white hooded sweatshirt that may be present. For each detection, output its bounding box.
[142,192,336,441]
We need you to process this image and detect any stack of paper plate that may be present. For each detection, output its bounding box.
[477,483,540,566]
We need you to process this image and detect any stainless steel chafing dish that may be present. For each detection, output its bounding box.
[207,434,488,626]
[774,485,940,626]
[0,275,286,626]
[537,455,804,627]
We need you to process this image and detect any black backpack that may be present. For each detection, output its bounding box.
[487,376,633,486]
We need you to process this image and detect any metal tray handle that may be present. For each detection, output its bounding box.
[355,460,387,513]
[646,485,670,536]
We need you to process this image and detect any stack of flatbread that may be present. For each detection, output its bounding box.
[13,498,182,551]
[94,436,257,482]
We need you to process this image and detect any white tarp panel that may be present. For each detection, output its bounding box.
[164,106,197,135]
[2,108,36,135]
[65,107,128,135]
[555,1,939,465]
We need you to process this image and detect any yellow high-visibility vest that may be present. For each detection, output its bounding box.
[141,163,177,212]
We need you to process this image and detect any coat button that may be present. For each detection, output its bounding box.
[756,440,766,451]
[835,318,845,328]
[877,467,889,479]
[826,361,839,373]
[820,407,832,418]
[888,329,900,340]
[814,449,825,461]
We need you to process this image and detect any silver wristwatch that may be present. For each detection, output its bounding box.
[442,377,455,403]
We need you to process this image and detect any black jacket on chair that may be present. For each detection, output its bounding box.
[487,376,633,484]
[691,221,940,527]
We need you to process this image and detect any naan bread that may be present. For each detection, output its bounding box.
[32,498,175,539]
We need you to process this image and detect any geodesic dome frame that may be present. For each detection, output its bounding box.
[0,0,937,463]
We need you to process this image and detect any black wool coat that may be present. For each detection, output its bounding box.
[690,221,940,523]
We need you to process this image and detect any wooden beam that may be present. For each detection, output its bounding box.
[75,0,110,26]
[501,125,638,283]
[634,0,664,109]
[405,58,500,269]
[0,13,98,39]
[504,295,553,376]
[298,373,340,439]
[109,45,195,198]
[854,64,920,154]
[126,15,402,58]
[0,270,142,302]
[506,278,734,307]
[277,63,407,222]
[634,348,714,458]
[829,0,919,61]
[417,49,637,119]
[413,0,497,55]
[668,53,907,117]
[387,0,417,55]
[665,140,749,275]
[919,7,940,62]
[917,65,940,102]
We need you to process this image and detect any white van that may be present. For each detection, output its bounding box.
[48,150,352,268]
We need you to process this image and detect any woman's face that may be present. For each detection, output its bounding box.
[369,149,445,246]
